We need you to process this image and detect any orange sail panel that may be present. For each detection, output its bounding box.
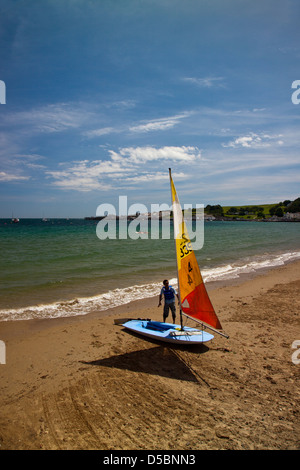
[169,169,222,330]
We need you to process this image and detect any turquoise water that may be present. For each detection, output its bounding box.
[0,218,299,320]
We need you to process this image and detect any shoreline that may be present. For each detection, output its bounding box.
[1,248,299,322]
[0,260,299,449]
[1,258,300,337]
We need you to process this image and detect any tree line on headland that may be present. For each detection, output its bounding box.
[86,197,300,221]
[203,197,300,221]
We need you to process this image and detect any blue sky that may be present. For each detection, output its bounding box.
[0,0,299,217]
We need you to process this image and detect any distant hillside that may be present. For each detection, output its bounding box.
[203,197,300,221]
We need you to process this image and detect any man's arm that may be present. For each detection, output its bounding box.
[158,288,163,307]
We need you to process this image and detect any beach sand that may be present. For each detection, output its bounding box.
[0,261,299,450]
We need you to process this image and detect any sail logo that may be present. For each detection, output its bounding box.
[292,340,300,365]
[291,80,300,105]
[0,340,6,364]
[0,80,6,104]
[96,196,204,250]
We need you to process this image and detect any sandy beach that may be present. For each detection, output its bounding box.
[0,260,299,450]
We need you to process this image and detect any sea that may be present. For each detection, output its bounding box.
[0,218,299,322]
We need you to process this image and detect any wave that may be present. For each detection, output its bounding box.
[202,250,300,282]
[0,250,299,322]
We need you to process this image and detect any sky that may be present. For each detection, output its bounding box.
[0,0,299,218]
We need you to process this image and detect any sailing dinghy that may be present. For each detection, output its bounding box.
[122,169,228,344]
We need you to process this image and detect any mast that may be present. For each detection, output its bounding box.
[169,168,184,330]
[169,168,229,339]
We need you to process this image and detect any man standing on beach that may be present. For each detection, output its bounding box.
[158,280,179,323]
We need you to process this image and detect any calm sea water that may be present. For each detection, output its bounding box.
[0,218,299,321]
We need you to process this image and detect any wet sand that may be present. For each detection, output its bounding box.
[0,261,299,450]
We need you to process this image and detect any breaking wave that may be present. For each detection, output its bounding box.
[0,250,299,321]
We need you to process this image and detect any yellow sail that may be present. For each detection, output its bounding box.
[169,169,222,330]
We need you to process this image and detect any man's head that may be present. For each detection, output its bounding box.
[163,279,169,288]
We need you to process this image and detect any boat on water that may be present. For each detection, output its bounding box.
[122,168,228,345]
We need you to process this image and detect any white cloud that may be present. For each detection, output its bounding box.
[121,171,186,184]
[81,111,193,138]
[129,112,192,133]
[130,120,176,133]
[109,100,136,109]
[83,127,115,138]
[4,103,93,134]
[82,112,192,138]
[46,159,131,191]
[50,176,110,192]
[45,146,198,192]
[183,76,225,88]
[109,146,201,164]
[222,132,284,149]
[0,171,30,182]
[0,152,46,183]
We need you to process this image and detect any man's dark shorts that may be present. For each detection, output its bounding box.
[163,302,176,321]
